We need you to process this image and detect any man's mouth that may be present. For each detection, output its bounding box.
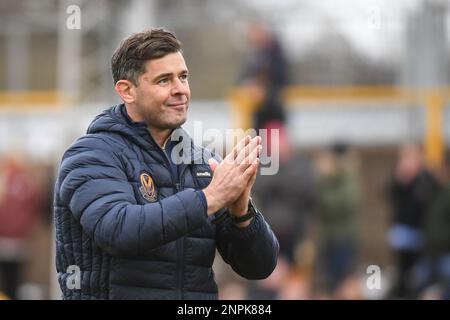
[166,101,187,108]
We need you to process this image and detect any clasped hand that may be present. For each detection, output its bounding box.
[202,135,261,221]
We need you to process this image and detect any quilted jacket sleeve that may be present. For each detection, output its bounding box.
[57,136,207,257]
[215,210,279,280]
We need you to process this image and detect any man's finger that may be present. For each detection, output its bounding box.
[236,136,260,165]
[240,144,262,171]
[235,137,256,164]
[244,163,258,190]
[233,135,251,160]
[224,135,251,163]
[248,163,258,185]
[208,158,219,173]
[243,157,260,181]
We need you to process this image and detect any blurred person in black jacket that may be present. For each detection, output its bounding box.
[238,21,288,132]
[252,130,317,265]
[387,143,440,299]
[419,150,450,299]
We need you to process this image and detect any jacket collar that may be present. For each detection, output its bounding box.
[108,104,205,165]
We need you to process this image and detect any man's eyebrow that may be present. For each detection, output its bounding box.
[152,72,173,82]
[152,70,189,82]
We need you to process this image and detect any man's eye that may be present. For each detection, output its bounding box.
[180,74,188,81]
[158,78,169,85]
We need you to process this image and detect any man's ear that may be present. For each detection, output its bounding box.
[114,80,136,104]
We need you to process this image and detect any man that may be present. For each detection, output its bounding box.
[0,154,42,299]
[54,28,279,300]
[387,143,439,299]
[238,21,288,131]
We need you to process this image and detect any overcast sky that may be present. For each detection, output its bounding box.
[240,0,435,62]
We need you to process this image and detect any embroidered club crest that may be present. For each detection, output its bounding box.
[139,172,158,202]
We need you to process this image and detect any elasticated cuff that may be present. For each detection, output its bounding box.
[230,212,264,241]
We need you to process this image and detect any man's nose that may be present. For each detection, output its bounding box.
[170,78,189,96]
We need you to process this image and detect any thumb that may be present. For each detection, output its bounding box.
[208,158,219,173]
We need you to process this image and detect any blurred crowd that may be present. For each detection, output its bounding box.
[0,153,54,300]
[215,140,450,300]
[215,22,450,301]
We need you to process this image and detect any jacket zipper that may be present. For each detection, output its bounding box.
[160,150,183,299]
[147,129,190,299]
[175,166,190,300]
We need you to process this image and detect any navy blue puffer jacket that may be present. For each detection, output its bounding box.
[54,104,279,300]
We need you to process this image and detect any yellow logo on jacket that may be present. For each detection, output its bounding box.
[139,172,158,202]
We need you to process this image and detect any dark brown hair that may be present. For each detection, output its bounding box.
[111,28,182,86]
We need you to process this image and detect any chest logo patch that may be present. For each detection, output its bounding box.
[139,172,158,202]
[196,171,211,178]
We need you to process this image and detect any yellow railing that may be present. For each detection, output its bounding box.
[229,85,449,168]
[0,87,447,168]
[0,91,67,109]
[283,85,419,103]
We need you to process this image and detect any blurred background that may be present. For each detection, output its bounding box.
[1,0,450,300]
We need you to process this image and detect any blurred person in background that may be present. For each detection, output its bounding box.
[0,153,42,299]
[238,21,288,132]
[417,150,450,299]
[231,130,318,300]
[253,130,317,265]
[387,143,440,299]
[313,143,361,299]
[54,28,278,300]
[246,255,292,300]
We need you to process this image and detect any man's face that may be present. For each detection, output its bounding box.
[133,51,190,131]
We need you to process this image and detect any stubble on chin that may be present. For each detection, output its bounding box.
[143,110,187,130]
